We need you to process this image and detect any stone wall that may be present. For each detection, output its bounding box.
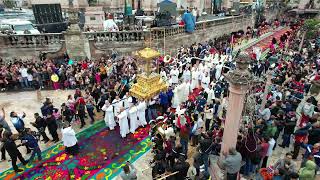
[0,16,254,61]
[152,16,253,55]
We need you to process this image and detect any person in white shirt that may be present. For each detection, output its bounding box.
[62,122,79,155]
[191,114,204,146]
[101,101,116,130]
[204,106,214,131]
[261,137,276,168]
[19,66,29,88]
[170,66,179,85]
[201,72,210,89]
[118,109,129,138]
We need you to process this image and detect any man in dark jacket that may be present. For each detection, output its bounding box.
[279,117,296,148]
[61,103,74,123]
[171,156,190,180]
[308,124,320,145]
[3,131,28,172]
[21,128,42,162]
[31,113,49,143]
[46,112,59,143]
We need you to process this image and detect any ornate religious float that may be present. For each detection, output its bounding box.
[129,47,168,100]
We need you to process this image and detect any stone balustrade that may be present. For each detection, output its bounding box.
[0,33,64,48]
[83,31,146,42]
[0,14,253,60]
[150,15,250,40]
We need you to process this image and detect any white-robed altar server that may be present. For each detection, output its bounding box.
[205,85,215,105]
[129,105,139,133]
[101,101,116,130]
[112,95,123,116]
[170,66,179,85]
[201,72,210,89]
[182,66,191,82]
[172,85,180,108]
[181,81,191,102]
[160,68,168,82]
[118,109,129,138]
[137,101,147,126]
[191,67,200,90]
[215,62,223,81]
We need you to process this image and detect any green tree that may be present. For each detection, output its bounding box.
[299,19,320,51]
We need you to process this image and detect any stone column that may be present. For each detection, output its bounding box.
[221,83,249,153]
[221,52,253,154]
[64,2,90,60]
[210,52,253,179]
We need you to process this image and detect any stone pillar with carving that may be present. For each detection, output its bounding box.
[221,52,253,153]
[210,52,253,179]
[64,1,90,60]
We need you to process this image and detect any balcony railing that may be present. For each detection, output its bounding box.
[83,31,146,42]
[0,33,64,48]
[0,15,251,48]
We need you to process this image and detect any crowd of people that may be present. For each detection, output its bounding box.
[0,15,320,180]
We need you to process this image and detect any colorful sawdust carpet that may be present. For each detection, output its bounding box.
[0,121,151,180]
[245,28,290,55]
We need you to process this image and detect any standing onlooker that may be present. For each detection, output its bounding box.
[31,113,50,143]
[120,161,137,180]
[84,91,95,124]
[61,122,78,155]
[3,131,28,172]
[219,148,242,180]
[21,128,42,162]
[46,112,59,143]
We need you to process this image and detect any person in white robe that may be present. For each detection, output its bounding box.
[112,95,123,116]
[182,81,191,102]
[137,101,147,126]
[201,72,210,89]
[160,68,167,82]
[215,62,223,81]
[172,85,180,108]
[191,67,200,90]
[213,53,220,64]
[101,100,116,130]
[118,109,129,138]
[129,105,139,133]
[182,67,191,82]
[205,86,215,105]
[170,66,179,85]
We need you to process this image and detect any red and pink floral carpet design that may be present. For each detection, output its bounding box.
[245,28,290,55]
[0,121,151,180]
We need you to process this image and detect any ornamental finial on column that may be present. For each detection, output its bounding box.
[224,51,253,86]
